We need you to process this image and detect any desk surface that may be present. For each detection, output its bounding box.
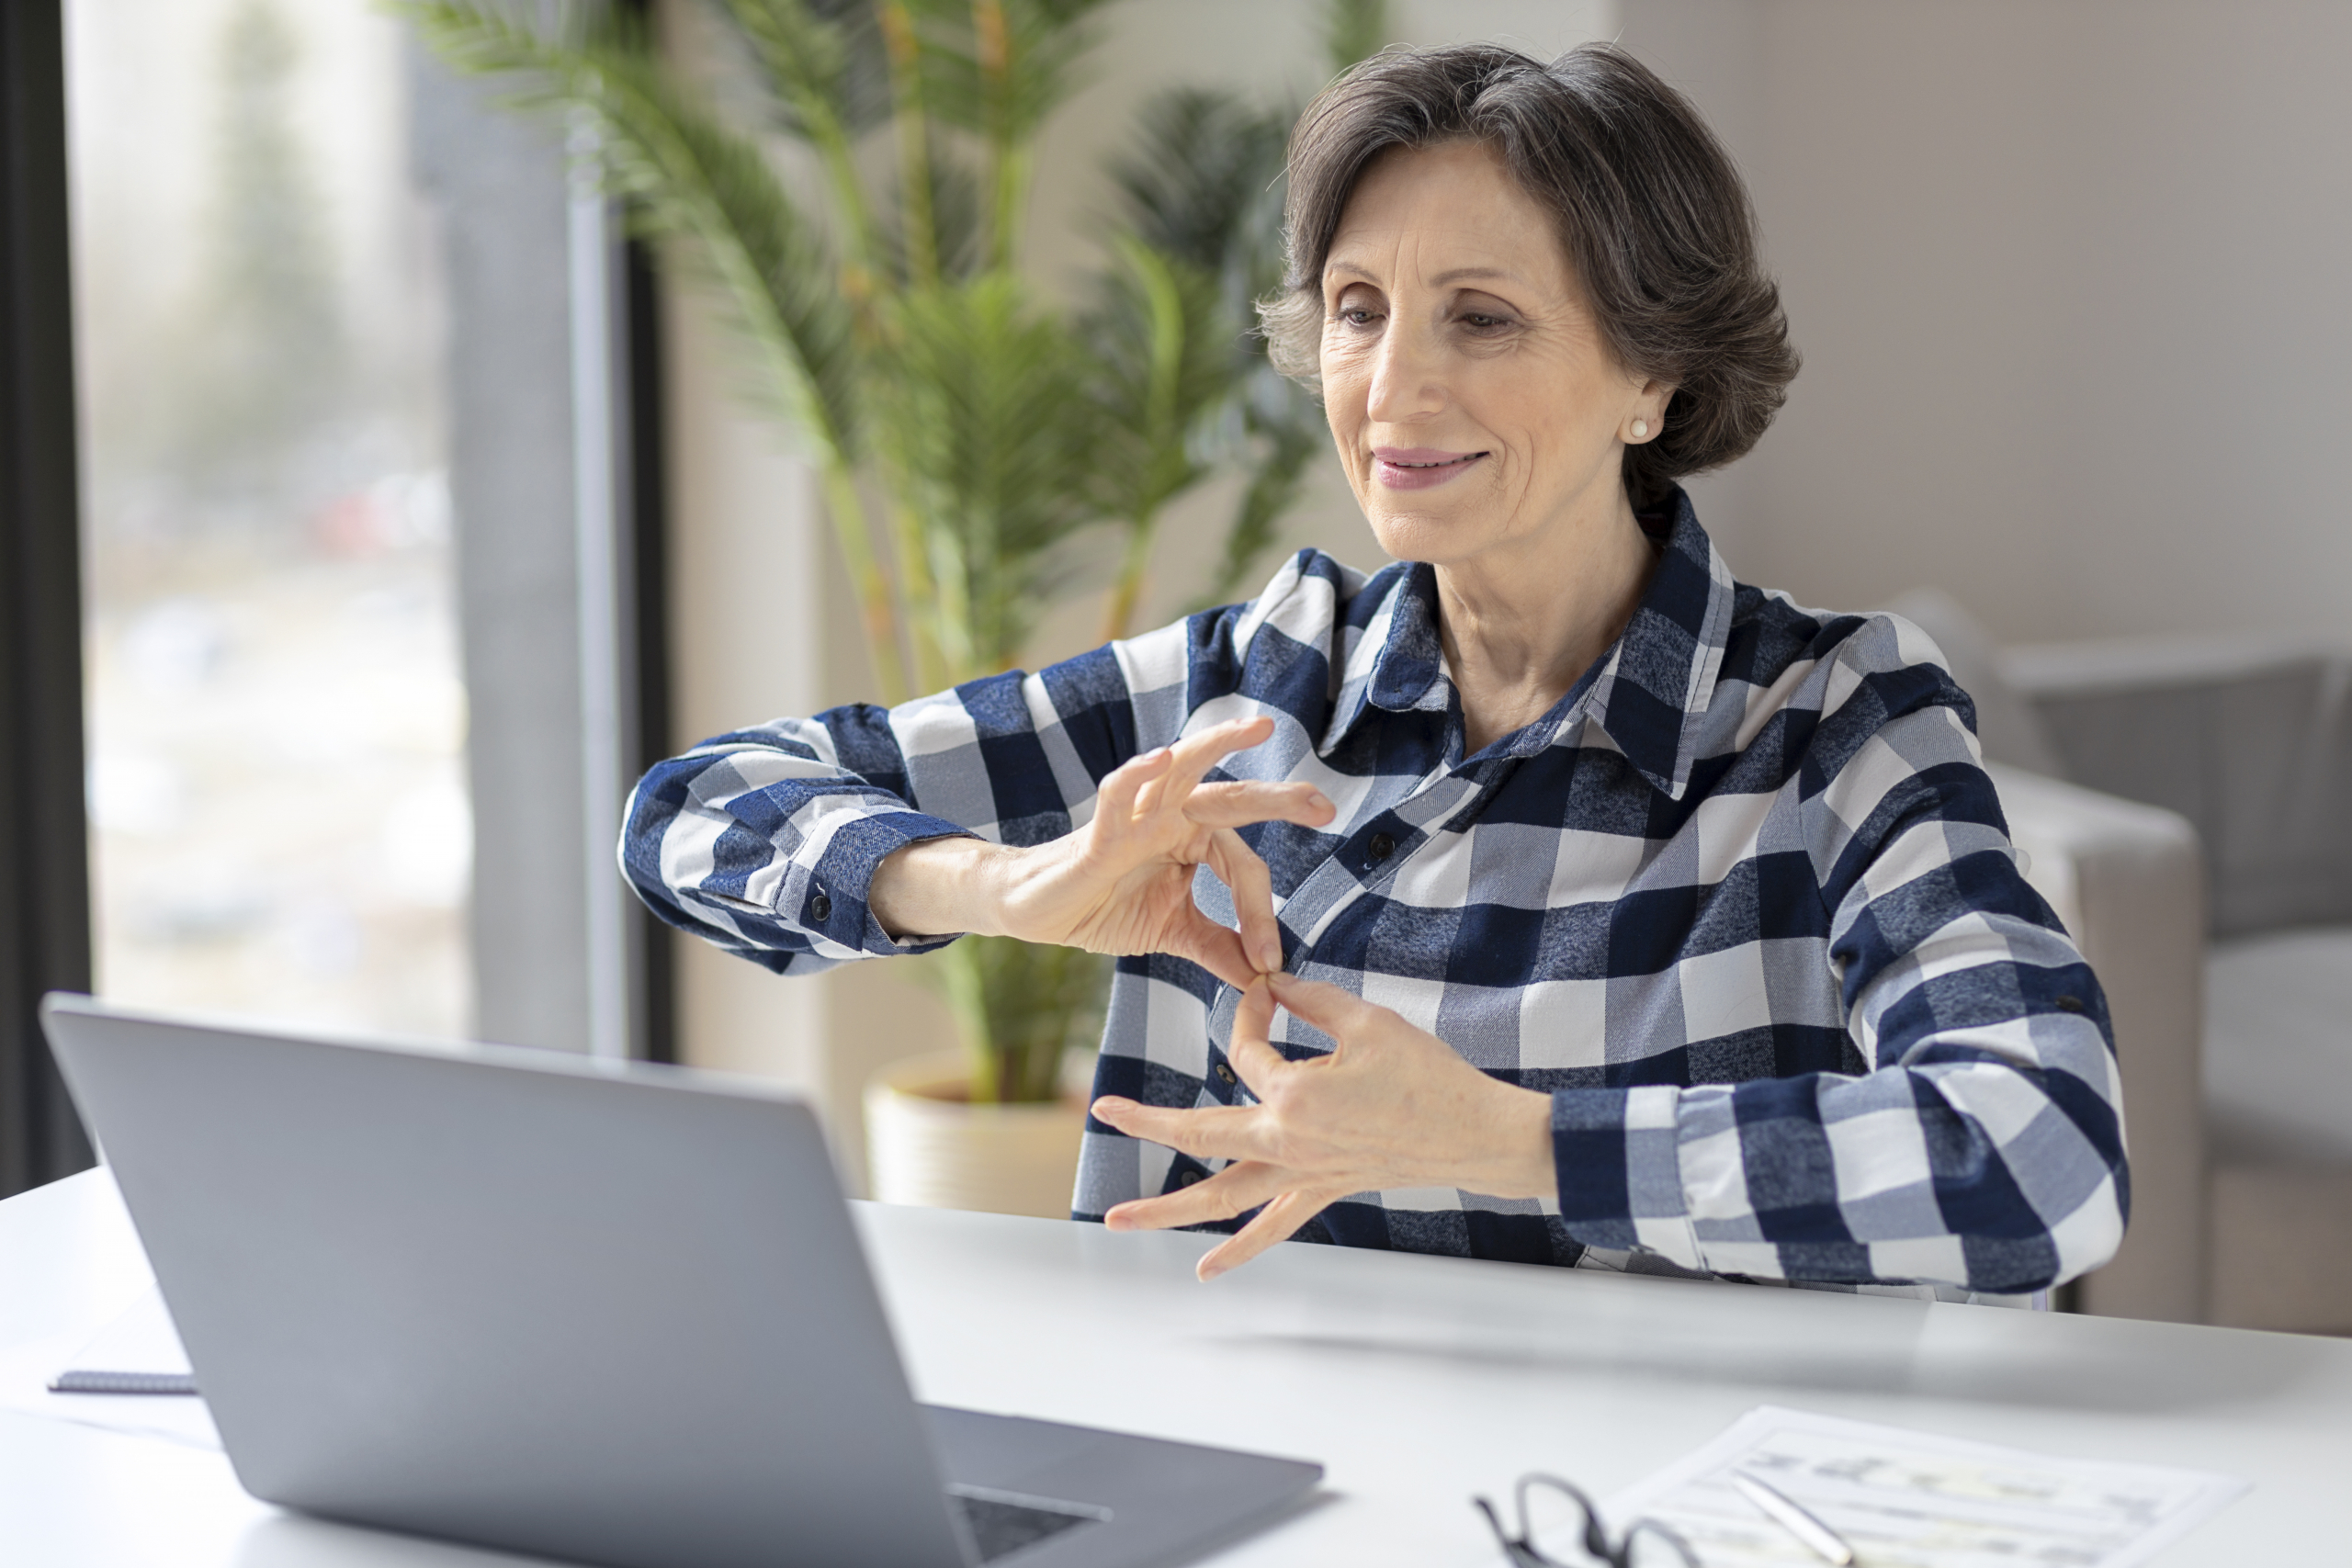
[2,1168,2345,1565]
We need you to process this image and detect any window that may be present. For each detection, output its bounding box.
[67,0,471,1038]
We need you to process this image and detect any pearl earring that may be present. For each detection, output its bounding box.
[1629,419,1649,440]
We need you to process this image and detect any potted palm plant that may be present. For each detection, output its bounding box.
[408,0,1384,1214]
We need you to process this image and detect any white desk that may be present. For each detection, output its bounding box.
[1,1168,2345,1565]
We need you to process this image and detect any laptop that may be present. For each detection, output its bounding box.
[39,994,1321,1568]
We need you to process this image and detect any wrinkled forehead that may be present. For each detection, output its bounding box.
[1321,141,1579,297]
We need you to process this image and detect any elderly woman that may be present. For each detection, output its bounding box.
[623,44,2126,1302]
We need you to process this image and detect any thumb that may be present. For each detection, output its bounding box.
[1226,976,1287,1094]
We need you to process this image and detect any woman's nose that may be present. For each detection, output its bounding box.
[1364,322,1445,424]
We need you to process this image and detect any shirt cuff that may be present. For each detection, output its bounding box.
[801,811,978,957]
[1551,1085,1703,1270]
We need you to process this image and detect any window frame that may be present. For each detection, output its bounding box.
[0,0,98,1196]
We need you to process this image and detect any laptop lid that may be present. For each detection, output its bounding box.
[40,994,975,1568]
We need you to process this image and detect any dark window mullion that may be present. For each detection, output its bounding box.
[622,231,674,1065]
[0,0,97,1196]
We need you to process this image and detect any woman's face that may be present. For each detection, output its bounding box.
[1319,141,1667,573]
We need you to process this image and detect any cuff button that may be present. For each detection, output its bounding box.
[809,894,832,922]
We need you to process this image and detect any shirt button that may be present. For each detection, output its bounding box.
[1177,1169,1204,1188]
[1216,1062,1237,1085]
[809,894,832,922]
[2055,995,2085,1013]
[1367,832,1396,863]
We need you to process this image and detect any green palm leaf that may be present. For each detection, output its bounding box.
[867,274,1103,673]
[1107,87,1288,288]
[1105,85,1330,610]
[1084,237,1236,637]
[710,0,890,279]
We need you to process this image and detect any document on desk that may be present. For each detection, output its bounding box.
[1590,1406,2246,1568]
[0,1287,220,1451]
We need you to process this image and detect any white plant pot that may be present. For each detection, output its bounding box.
[864,1050,1087,1220]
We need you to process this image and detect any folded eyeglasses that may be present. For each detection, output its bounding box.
[1473,1472,1700,1568]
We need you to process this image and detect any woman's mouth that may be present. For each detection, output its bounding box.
[1373,446,1487,491]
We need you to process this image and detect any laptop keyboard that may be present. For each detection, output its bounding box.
[947,1483,1106,1562]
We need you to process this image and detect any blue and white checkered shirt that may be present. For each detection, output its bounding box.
[622,491,2128,1299]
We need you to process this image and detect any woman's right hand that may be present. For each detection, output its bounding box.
[867,715,1336,987]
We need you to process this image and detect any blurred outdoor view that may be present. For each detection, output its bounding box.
[66,0,471,1038]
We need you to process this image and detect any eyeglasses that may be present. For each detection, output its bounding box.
[1473,1473,1700,1568]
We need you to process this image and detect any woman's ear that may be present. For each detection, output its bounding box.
[1625,379,1674,444]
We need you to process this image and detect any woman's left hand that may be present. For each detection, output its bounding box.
[1091,974,1557,1280]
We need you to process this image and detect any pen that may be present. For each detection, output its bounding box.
[1731,1471,1856,1566]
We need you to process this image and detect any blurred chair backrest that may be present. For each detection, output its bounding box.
[2003,635,2352,938]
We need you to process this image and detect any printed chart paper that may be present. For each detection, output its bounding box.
[1585,1406,2246,1568]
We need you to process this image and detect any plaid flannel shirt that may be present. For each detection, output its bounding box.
[622,491,2129,1299]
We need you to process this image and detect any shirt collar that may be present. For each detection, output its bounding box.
[1317,489,1737,800]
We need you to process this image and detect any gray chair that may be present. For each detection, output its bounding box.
[1894,590,2352,1331]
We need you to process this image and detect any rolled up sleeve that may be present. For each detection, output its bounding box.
[619,633,1191,976]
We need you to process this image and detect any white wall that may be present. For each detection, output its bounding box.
[1623,0,2352,646]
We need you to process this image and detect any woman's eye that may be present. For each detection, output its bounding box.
[1462,312,1511,331]
[1338,307,1379,326]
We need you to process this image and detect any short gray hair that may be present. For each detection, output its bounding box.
[1261,43,1799,505]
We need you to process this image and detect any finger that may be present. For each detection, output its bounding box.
[1198,1189,1336,1281]
[1183,781,1335,830]
[1155,716,1276,815]
[1098,746,1173,829]
[1267,972,1385,1041]
[1088,1095,1274,1165]
[1203,828,1282,974]
[1101,1159,1289,1233]
[1167,714,1275,776]
[1224,976,1289,1096]
[1169,910,1258,990]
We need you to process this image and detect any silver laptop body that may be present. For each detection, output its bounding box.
[40,995,1320,1568]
